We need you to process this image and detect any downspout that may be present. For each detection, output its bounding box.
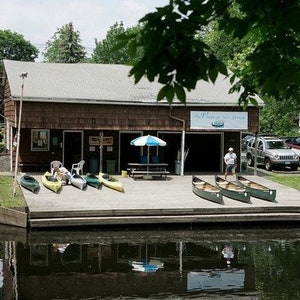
[169,107,185,176]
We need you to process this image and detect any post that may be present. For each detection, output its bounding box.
[13,72,27,196]
[169,108,186,176]
[254,131,258,176]
[99,131,103,173]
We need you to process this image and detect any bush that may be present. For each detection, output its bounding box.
[0,143,6,153]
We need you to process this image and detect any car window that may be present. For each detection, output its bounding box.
[266,141,288,149]
[248,138,255,147]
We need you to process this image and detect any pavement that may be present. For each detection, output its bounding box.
[11,172,300,228]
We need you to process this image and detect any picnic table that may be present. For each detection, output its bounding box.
[127,163,169,179]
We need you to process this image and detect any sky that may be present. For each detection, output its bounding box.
[0,0,169,59]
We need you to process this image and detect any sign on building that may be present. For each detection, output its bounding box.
[190,111,248,130]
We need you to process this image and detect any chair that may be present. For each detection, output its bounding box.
[71,160,85,175]
[151,156,160,163]
[50,160,62,174]
[140,156,147,164]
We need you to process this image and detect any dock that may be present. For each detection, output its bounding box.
[18,174,300,228]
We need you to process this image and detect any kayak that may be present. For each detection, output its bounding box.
[99,173,124,192]
[70,173,87,190]
[41,171,62,193]
[20,173,40,193]
[85,173,102,189]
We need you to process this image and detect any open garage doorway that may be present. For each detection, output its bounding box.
[160,132,222,173]
[63,131,83,171]
[119,131,142,172]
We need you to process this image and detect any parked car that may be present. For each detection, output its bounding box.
[246,136,299,171]
[284,137,300,157]
[241,133,254,151]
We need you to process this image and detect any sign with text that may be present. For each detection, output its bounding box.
[89,136,113,146]
[190,111,248,130]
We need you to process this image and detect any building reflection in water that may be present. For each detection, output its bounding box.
[1,225,300,299]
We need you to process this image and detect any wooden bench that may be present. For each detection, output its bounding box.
[131,170,170,180]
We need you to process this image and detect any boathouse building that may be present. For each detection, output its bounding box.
[3,59,261,174]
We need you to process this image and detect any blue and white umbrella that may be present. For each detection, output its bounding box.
[130,135,166,147]
[130,135,167,172]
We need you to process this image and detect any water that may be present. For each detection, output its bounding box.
[1,224,300,299]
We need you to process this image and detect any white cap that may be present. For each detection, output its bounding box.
[228,147,234,151]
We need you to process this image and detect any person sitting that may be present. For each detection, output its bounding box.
[54,166,71,185]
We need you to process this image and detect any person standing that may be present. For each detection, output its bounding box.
[224,147,237,181]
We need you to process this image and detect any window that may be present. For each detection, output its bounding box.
[31,129,49,151]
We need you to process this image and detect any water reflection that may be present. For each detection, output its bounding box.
[1,224,300,299]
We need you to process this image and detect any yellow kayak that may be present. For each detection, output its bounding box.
[42,171,62,193]
[99,173,124,192]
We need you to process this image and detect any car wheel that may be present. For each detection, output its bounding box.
[247,155,254,167]
[265,158,272,171]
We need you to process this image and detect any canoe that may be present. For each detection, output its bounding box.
[20,174,40,193]
[99,172,124,192]
[41,171,62,193]
[85,173,102,189]
[192,176,223,204]
[215,175,250,203]
[236,175,276,201]
[70,174,87,190]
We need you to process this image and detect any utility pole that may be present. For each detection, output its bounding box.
[13,72,27,196]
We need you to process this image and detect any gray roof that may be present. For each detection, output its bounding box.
[4,59,263,106]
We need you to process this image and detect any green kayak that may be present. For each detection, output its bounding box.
[85,173,102,189]
[20,174,40,193]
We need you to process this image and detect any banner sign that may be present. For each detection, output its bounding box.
[190,111,248,130]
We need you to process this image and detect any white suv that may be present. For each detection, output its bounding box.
[246,136,299,171]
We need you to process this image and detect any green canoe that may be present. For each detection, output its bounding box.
[236,175,276,201]
[20,174,40,193]
[192,176,223,204]
[215,175,250,203]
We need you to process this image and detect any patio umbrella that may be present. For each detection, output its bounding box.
[130,135,167,173]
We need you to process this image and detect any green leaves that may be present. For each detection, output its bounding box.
[93,23,143,65]
[43,22,86,63]
[157,82,186,104]
[0,30,38,62]
[124,0,300,107]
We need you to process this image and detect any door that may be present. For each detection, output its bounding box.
[120,132,142,171]
[63,131,83,170]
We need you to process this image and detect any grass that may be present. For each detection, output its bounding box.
[266,174,300,191]
[0,176,27,209]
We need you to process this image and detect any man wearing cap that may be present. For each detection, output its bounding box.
[224,147,237,181]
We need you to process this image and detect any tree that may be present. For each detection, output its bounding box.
[92,22,142,65]
[119,0,300,106]
[0,30,39,121]
[43,22,86,63]
[259,97,299,136]
[0,30,38,62]
[203,14,300,135]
